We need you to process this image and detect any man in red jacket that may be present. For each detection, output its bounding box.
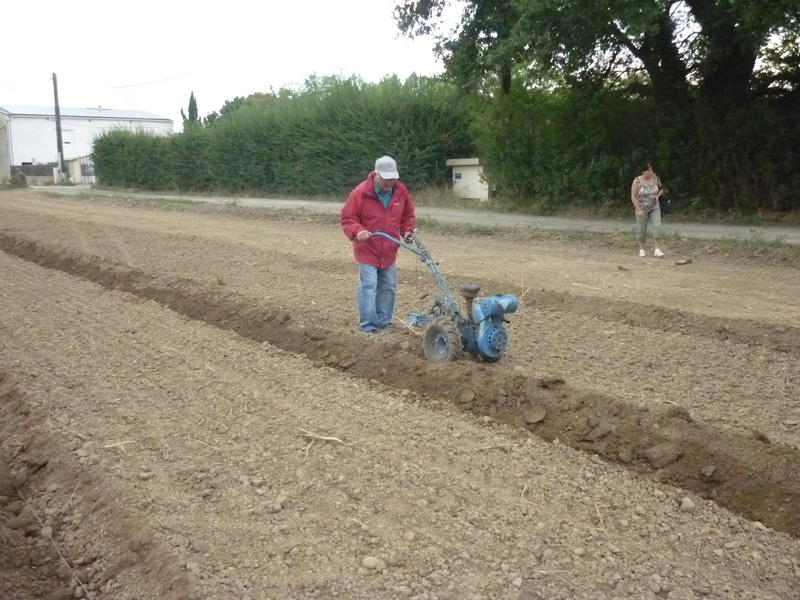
[341,156,416,334]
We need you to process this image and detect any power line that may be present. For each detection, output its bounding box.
[101,72,189,89]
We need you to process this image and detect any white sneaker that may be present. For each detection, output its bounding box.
[639,249,646,257]
[654,248,665,258]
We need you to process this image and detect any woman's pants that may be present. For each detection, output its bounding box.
[636,206,662,242]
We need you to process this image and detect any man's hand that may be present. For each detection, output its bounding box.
[402,231,413,243]
[356,230,371,242]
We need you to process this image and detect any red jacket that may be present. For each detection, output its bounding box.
[341,172,416,269]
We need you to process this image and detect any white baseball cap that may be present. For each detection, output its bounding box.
[375,156,400,179]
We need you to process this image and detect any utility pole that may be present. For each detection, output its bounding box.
[52,72,67,183]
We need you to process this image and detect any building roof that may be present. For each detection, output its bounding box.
[0,105,171,122]
[445,158,482,167]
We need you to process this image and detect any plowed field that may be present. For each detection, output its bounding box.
[1,189,798,600]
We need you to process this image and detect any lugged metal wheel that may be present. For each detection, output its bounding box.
[422,317,462,363]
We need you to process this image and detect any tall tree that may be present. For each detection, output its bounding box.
[396,0,521,93]
[181,92,200,127]
[394,0,800,107]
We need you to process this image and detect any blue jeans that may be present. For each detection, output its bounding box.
[357,263,397,332]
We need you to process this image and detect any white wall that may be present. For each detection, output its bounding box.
[0,113,10,179]
[451,165,489,202]
[7,116,173,165]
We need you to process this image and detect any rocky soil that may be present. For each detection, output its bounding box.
[0,189,798,600]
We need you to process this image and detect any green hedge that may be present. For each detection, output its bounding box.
[93,76,475,196]
[469,84,799,214]
[92,74,799,214]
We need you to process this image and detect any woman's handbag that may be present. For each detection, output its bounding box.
[660,193,671,215]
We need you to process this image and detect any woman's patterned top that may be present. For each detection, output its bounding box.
[635,175,661,212]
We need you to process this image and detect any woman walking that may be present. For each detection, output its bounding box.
[631,162,667,257]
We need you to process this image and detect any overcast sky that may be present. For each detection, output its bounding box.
[2,0,457,131]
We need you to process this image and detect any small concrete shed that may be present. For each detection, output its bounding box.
[445,158,490,202]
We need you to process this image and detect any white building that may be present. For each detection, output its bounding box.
[445,158,491,202]
[0,105,173,182]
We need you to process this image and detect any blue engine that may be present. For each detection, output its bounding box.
[470,294,518,359]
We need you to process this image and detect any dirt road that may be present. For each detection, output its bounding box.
[1,189,798,599]
[31,185,800,245]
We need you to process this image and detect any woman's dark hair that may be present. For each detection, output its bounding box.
[639,161,653,173]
